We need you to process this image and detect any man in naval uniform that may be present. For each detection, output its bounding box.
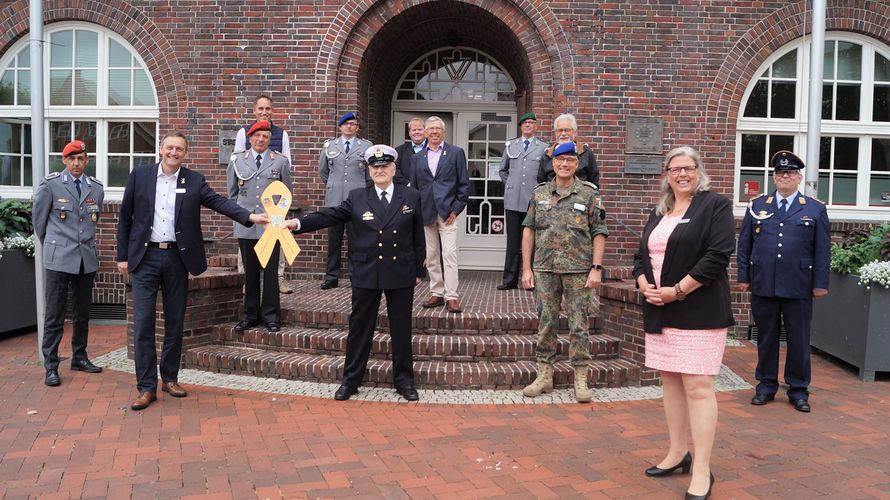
[33,140,105,386]
[536,113,600,187]
[317,112,370,289]
[228,120,292,333]
[497,112,547,290]
[737,150,830,413]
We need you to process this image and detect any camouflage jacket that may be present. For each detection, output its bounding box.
[522,177,608,273]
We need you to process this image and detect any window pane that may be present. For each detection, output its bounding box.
[874,86,890,122]
[835,84,860,121]
[834,137,858,170]
[773,50,796,78]
[872,138,890,172]
[833,173,857,204]
[17,49,29,68]
[836,42,862,80]
[0,71,13,105]
[108,156,131,187]
[50,122,71,152]
[108,69,131,106]
[23,123,31,154]
[771,82,796,118]
[75,30,98,67]
[134,155,155,168]
[740,171,765,200]
[50,31,73,67]
[489,124,507,142]
[133,122,156,153]
[74,122,97,152]
[0,155,17,186]
[740,134,766,167]
[743,81,768,117]
[769,135,795,157]
[108,121,130,153]
[133,69,155,106]
[0,122,21,154]
[23,156,32,187]
[869,176,890,206]
[74,69,97,105]
[821,83,833,120]
[49,70,72,105]
[819,137,832,170]
[18,70,30,105]
[823,41,835,79]
[48,155,64,173]
[108,39,130,67]
[818,173,830,200]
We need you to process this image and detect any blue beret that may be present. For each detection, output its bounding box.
[338,112,358,126]
[770,150,804,171]
[552,142,578,157]
[364,144,398,165]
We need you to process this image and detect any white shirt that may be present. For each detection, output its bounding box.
[374,183,394,203]
[250,148,267,165]
[150,164,180,242]
[235,128,291,165]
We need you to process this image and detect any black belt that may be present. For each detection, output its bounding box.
[148,241,177,249]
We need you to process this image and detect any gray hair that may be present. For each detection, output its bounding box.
[655,146,711,216]
[553,113,577,131]
[425,116,446,131]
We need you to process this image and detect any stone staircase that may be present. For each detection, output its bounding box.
[181,271,648,390]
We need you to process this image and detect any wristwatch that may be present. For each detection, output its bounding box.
[674,283,686,301]
[590,264,604,271]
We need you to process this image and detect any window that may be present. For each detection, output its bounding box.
[736,34,890,217]
[0,23,159,198]
[395,47,516,102]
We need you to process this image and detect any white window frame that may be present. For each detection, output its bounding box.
[735,32,890,221]
[0,22,159,200]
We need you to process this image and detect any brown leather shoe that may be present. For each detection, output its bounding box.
[446,299,462,313]
[161,381,188,398]
[279,279,294,294]
[131,391,157,410]
[422,295,445,308]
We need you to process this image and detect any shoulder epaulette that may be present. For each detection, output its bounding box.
[534,181,548,189]
[44,172,61,180]
[88,175,102,185]
[811,196,826,205]
[232,149,245,154]
[580,180,599,190]
[323,140,331,148]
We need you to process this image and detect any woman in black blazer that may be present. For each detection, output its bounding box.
[633,146,735,500]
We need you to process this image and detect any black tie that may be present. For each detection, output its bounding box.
[779,198,788,217]
[345,140,351,154]
[381,191,389,209]
[524,139,529,152]
[74,178,82,198]
[256,154,262,169]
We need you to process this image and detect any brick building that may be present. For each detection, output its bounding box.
[2,1,889,323]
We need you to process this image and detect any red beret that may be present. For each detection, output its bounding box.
[247,120,271,137]
[62,140,87,157]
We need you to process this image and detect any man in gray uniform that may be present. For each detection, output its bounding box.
[228,120,292,333]
[498,112,548,290]
[317,111,369,289]
[33,140,105,386]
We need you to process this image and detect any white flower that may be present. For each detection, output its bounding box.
[858,260,890,290]
[1,234,36,258]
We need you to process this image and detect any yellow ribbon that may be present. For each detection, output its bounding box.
[254,180,300,267]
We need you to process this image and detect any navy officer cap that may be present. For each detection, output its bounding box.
[771,150,805,171]
[552,142,578,157]
[363,144,398,166]
[338,112,358,126]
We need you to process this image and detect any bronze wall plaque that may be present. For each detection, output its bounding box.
[624,156,663,175]
[626,117,663,154]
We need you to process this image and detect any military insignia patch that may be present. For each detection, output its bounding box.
[362,211,374,221]
[180,177,186,185]
[91,213,98,222]
[401,205,413,214]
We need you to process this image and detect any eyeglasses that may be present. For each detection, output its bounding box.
[667,165,697,175]
[556,128,574,134]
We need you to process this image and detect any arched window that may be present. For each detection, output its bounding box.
[395,47,516,103]
[0,23,159,198]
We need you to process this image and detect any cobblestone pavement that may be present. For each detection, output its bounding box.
[2,324,888,499]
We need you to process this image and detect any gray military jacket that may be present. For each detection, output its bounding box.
[318,137,370,207]
[32,171,104,274]
[227,149,293,239]
[499,136,548,212]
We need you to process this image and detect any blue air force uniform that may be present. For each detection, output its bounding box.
[737,151,830,407]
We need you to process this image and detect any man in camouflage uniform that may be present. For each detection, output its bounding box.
[520,142,608,402]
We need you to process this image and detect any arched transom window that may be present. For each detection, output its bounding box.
[395,47,516,102]
[736,33,890,219]
[0,22,159,198]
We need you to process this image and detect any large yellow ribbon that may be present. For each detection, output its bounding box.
[254,180,300,267]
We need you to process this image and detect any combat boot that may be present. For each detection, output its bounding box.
[574,365,592,403]
[523,362,554,397]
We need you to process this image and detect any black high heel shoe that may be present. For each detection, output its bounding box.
[645,451,692,477]
[684,473,715,500]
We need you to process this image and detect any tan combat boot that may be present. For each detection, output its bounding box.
[523,362,554,397]
[574,365,592,403]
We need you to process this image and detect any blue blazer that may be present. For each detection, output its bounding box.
[408,143,470,225]
[117,163,252,276]
[296,185,426,290]
[737,191,830,299]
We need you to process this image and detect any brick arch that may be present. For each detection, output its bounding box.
[0,0,186,125]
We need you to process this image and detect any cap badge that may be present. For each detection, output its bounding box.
[375,148,384,158]
[780,158,789,166]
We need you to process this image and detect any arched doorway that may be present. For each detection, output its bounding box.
[391,47,517,269]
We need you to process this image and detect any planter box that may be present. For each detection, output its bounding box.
[0,250,37,333]
[811,271,890,382]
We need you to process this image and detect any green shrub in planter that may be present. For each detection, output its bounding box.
[830,222,890,275]
[0,198,33,239]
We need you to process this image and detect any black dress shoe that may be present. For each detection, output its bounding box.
[234,319,260,332]
[320,280,339,290]
[751,392,775,405]
[645,451,691,477]
[396,386,419,401]
[45,369,61,386]
[685,473,715,500]
[71,359,102,373]
[334,385,358,400]
[790,398,811,413]
[497,283,517,290]
[266,322,281,333]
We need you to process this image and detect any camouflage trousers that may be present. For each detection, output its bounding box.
[533,271,592,366]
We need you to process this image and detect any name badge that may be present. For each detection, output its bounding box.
[573,203,586,211]
[175,188,186,194]
[678,218,691,224]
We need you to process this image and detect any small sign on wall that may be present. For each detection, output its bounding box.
[623,156,663,175]
[743,180,761,198]
[219,130,238,164]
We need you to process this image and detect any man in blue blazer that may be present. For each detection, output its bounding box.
[286,145,426,401]
[409,116,470,313]
[116,132,268,411]
[737,151,830,413]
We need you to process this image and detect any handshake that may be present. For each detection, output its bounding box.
[249,213,299,232]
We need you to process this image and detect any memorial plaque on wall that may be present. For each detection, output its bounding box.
[218,130,238,164]
[624,156,663,175]
[626,116,663,154]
